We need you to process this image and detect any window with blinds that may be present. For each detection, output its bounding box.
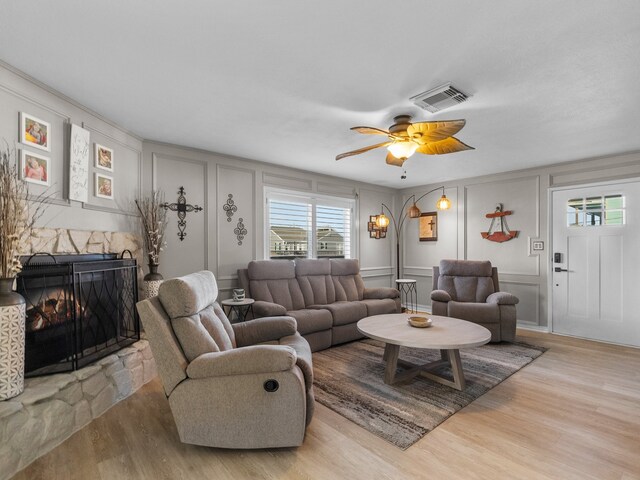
[266,189,354,260]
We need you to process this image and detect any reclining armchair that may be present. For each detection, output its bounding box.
[431,259,519,342]
[136,270,314,449]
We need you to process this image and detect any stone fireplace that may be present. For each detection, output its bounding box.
[0,228,157,479]
[18,253,140,377]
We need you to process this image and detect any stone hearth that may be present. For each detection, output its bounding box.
[0,340,156,480]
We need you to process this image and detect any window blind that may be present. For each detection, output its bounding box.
[266,190,354,260]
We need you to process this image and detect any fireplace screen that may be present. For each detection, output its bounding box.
[17,253,140,377]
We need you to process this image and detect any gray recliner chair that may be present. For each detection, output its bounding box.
[430,260,519,342]
[136,270,314,449]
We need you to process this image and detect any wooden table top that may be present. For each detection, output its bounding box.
[357,313,491,350]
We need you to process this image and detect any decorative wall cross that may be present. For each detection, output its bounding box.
[161,186,203,241]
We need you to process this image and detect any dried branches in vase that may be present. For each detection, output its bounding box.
[0,144,49,278]
[135,190,167,297]
[0,143,50,400]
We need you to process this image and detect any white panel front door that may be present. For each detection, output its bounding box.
[552,181,640,346]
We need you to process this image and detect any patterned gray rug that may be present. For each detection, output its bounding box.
[312,339,545,449]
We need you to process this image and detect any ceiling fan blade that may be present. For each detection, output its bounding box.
[416,137,474,155]
[336,141,391,160]
[351,126,391,136]
[385,152,406,167]
[407,120,466,144]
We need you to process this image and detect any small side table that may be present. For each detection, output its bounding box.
[395,279,417,314]
[221,298,255,323]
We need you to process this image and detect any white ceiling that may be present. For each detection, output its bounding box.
[1,1,640,188]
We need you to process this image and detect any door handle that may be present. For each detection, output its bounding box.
[554,267,568,272]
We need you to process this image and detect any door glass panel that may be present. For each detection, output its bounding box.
[586,196,603,211]
[567,194,625,227]
[605,210,624,225]
[567,211,584,227]
[605,195,623,210]
[586,211,602,225]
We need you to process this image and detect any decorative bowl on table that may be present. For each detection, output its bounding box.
[408,316,432,328]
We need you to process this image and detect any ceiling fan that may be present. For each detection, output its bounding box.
[336,115,474,166]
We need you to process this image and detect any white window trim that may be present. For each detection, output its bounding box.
[264,186,357,260]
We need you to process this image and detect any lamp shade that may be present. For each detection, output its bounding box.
[376,213,390,228]
[407,203,421,218]
[436,194,452,210]
[387,140,418,159]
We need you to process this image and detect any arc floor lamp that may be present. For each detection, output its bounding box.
[376,187,452,280]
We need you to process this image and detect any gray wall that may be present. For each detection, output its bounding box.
[0,61,142,234]
[5,58,640,323]
[399,151,640,329]
[143,142,398,298]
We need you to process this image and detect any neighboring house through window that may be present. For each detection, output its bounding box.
[265,188,355,260]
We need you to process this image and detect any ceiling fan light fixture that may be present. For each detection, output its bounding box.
[436,194,452,210]
[387,140,418,160]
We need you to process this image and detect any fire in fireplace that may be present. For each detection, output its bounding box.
[17,253,140,377]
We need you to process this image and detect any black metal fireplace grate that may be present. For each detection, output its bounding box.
[17,253,140,377]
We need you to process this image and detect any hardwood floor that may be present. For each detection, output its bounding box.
[15,330,640,480]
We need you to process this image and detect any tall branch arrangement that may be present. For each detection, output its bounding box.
[0,144,49,278]
[135,190,167,266]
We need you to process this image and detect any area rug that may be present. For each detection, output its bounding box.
[312,339,545,449]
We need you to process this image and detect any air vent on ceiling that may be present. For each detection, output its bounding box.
[410,83,470,113]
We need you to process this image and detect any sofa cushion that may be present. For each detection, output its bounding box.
[361,298,398,317]
[440,259,493,277]
[296,259,335,306]
[248,259,295,280]
[295,258,331,276]
[159,271,236,361]
[330,258,360,276]
[286,308,333,335]
[448,301,500,324]
[438,275,495,303]
[249,278,306,311]
[158,270,219,319]
[318,301,368,326]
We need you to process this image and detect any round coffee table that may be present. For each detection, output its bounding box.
[357,313,491,391]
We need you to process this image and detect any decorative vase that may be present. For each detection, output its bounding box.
[0,277,26,400]
[143,264,163,299]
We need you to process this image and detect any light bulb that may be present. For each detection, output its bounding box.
[376,213,390,228]
[436,194,451,210]
[387,141,418,159]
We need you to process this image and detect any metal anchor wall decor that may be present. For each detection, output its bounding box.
[481,203,518,243]
[161,186,203,241]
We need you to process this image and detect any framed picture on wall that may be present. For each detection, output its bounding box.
[69,124,90,202]
[95,172,114,199]
[20,112,51,152]
[20,150,50,186]
[95,143,114,172]
[419,211,438,241]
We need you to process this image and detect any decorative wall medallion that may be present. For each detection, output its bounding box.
[161,186,204,241]
[234,218,247,245]
[223,194,237,222]
[481,203,519,243]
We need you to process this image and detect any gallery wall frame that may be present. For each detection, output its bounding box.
[95,143,114,172]
[95,172,114,199]
[20,149,50,186]
[419,211,437,241]
[19,112,51,152]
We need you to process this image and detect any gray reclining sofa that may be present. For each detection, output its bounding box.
[238,258,400,351]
